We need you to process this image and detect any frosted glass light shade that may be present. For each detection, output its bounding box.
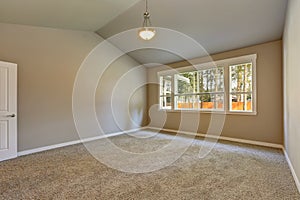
[138,27,156,40]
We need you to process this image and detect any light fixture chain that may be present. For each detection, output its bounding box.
[148,17,152,27]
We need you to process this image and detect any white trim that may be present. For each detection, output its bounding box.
[228,60,257,114]
[0,61,18,162]
[145,126,283,149]
[0,154,17,162]
[14,125,300,195]
[283,148,300,194]
[158,109,257,116]
[17,128,141,157]
[157,54,257,76]
[157,54,257,115]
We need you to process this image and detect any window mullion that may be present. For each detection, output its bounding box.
[172,75,175,110]
[224,65,230,113]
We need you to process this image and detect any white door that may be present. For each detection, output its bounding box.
[0,61,17,161]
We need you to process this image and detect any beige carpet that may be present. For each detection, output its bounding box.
[0,130,299,200]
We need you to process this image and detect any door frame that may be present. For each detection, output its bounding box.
[0,61,17,161]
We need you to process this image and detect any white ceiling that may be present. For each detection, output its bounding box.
[0,0,140,31]
[97,0,288,65]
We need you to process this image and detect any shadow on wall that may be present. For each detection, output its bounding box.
[95,55,148,134]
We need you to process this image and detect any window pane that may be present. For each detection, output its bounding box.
[230,93,252,111]
[160,75,172,96]
[198,67,224,93]
[175,67,224,96]
[198,94,213,109]
[175,94,224,111]
[199,94,224,110]
[175,71,198,94]
[215,94,225,110]
[175,95,200,109]
[230,63,252,92]
[160,96,171,109]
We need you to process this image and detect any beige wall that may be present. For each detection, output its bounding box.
[283,0,300,189]
[0,23,147,151]
[148,40,283,144]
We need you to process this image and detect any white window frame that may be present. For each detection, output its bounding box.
[159,75,172,110]
[157,54,257,115]
[173,67,225,111]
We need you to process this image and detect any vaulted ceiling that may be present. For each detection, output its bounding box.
[97,0,288,64]
[0,0,288,65]
[0,0,140,31]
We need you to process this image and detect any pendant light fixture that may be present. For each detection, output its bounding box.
[138,0,156,40]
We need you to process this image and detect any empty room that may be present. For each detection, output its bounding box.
[0,0,299,199]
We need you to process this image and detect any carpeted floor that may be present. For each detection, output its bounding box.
[0,130,299,200]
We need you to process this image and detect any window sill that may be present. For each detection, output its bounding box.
[158,109,257,116]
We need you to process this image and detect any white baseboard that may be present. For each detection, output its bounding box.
[17,128,141,157]
[18,126,283,155]
[145,126,283,149]
[283,149,300,194]
[14,125,300,194]
[146,126,300,193]
[0,154,17,162]
[15,126,300,194]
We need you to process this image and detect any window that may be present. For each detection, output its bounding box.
[174,68,224,111]
[159,75,172,109]
[158,54,257,115]
[229,63,253,112]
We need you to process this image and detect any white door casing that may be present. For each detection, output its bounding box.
[0,61,17,161]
